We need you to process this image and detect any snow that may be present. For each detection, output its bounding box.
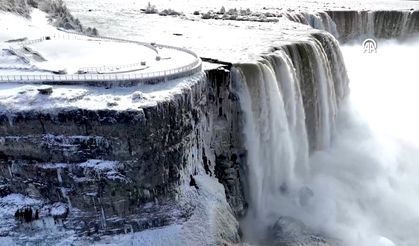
[0,72,204,112]
[0,8,198,81]
[37,163,67,169]
[35,159,118,172]
[78,159,118,171]
[181,175,239,245]
[13,35,197,75]
[0,194,43,240]
[0,6,201,115]
[0,9,58,42]
[91,175,238,245]
[94,224,183,246]
[29,38,157,74]
[50,202,68,217]
[64,0,419,63]
[1,0,418,245]
[0,193,41,208]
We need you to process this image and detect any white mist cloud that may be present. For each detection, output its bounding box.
[299,36,419,246]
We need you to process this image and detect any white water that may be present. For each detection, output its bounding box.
[235,52,309,228]
[326,37,419,246]
[235,58,309,241]
[239,37,419,245]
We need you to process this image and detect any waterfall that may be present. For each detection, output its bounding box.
[303,12,339,39]
[289,10,419,43]
[235,33,349,242]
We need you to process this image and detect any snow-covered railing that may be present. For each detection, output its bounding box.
[55,30,159,53]
[0,58,201,85]
[78,61,147,73]
[18,37,45,46]
[0,32,202,85]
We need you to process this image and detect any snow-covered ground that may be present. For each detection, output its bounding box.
[28,38,156,74]
[0,9,58,42]
[0,72,205,112]
[64,0,419,63]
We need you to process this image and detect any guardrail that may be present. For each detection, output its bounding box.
[78,61,147,73]
[0,61,201,85]
[0,31,202,86]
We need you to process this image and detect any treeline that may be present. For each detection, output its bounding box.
[0,0,98,36]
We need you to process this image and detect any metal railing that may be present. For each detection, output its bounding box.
[0,59,201,84]
[0,31,202,85]
[78,62,145,73]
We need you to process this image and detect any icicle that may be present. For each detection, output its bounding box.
[57,168,72,211]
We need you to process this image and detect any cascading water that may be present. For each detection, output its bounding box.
[234,58,308,242]
[290,10,419,43]
[235,21,419,246]
[235,33,349,243]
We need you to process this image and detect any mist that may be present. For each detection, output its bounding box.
[300,37,419,245]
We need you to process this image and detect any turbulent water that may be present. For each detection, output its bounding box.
[234,31,419,245]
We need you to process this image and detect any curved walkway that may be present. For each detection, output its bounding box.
[0,32,202,85]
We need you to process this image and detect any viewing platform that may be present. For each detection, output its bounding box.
[0,31,202,86]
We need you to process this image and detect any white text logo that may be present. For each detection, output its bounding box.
[363,39,377,53]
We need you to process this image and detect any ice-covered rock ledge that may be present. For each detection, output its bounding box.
[0,70,238,242]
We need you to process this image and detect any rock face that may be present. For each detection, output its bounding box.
[0,71,241,244]
[206,68,247,217]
